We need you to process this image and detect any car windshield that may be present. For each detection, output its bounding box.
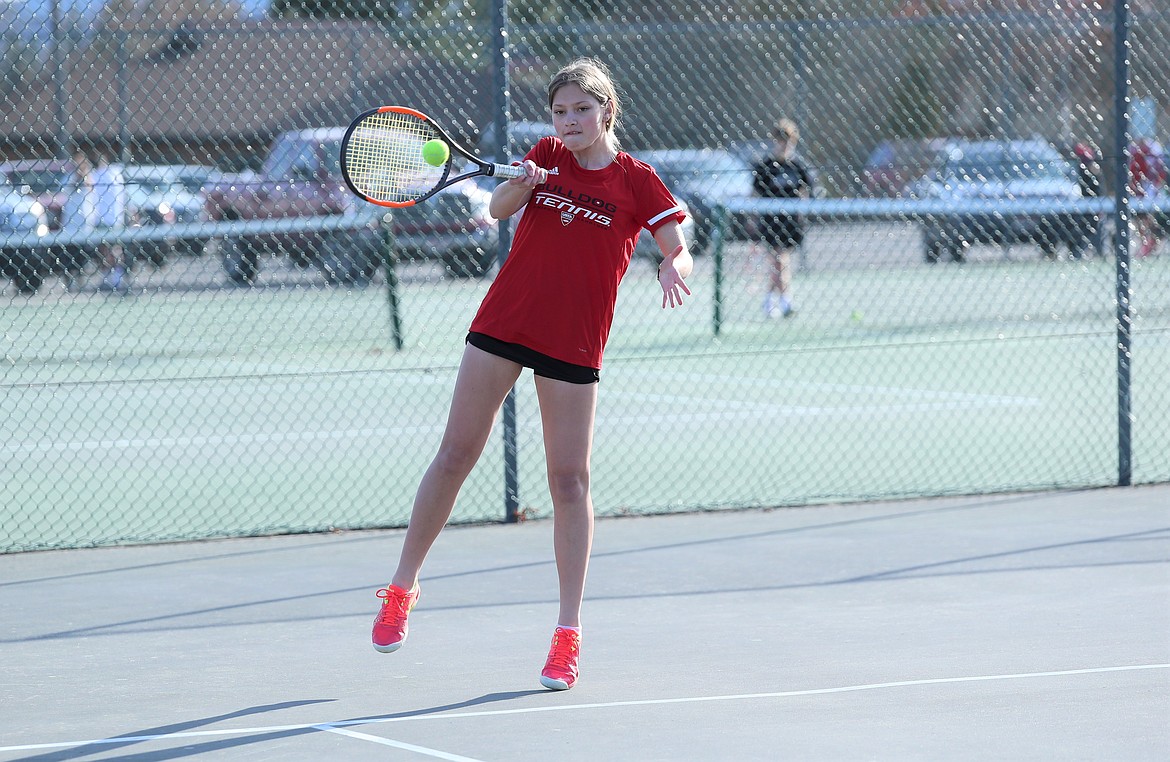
[129,179,182,195]
[264,135,342,179]
[6,169,66,194]
[177,174,209,193]
[944,149,1069,182]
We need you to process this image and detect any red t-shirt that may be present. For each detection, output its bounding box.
[469,137,686,369]
[1129,138,1167,196]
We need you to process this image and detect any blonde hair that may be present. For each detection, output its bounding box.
[773,118,799,144]
[547,57,622,151]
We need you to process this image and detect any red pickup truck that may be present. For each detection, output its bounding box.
[203,128,385,285]
[204,128,499,285]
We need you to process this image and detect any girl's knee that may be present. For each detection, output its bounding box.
[547,467,590,505]
[432,442,483,478]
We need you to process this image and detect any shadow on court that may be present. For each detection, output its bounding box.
[1,486,1167,761]
[12,701,333,761]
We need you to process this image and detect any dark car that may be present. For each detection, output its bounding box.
[0,159,73,230]
[637,149,755,253]
[124,164,213,263]
[392,182,500,277]
[1,190,55,294]
[913,140,1084,262]
[860,139,945,198]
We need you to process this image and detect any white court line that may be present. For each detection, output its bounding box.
[5,375,1040,456]
[1,664,1165,754]
[1,424,445,455]
[614,369,1044,407]
[315,725,485,762]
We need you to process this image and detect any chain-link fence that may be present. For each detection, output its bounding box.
[2,2,1168,552]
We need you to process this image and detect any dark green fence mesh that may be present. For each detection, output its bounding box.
[2,2,1167,552]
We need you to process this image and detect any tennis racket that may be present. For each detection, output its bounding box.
[340,106,528,208]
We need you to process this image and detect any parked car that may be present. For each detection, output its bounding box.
[860,138,945,197]
[204,128,504,284]
[913,140,1084,262]
[1,191,57,294]
[477,120,556,163]
[392,182,499,277]
[203,128,383,285]
[637,149,755,252]
[124,164,213,264]
[0,159,73,230]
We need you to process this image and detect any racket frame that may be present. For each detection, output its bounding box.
[340,106,527,208]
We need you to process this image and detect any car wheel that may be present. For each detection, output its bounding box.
[8,253,45,294]
[317,236,378,287]
[4,248,50,294]
[318,251,375,287]
[441,246,492,279]
[923,229,943,263]
[222,237,259,285]
[146,240,171,269]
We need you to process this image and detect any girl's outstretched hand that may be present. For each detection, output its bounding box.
[657,244,692,309]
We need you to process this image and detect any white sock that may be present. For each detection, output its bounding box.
[556,624,581,633]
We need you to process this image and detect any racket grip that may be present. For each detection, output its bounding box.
[492,163,529,180]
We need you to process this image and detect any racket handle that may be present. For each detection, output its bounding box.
[491,163,529,180]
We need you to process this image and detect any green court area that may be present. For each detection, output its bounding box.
[2,249,1168,552]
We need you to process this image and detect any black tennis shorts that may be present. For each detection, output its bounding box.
[466,332,600,385]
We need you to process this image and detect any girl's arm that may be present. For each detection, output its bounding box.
[489,160,548,220]
[653,220,693,308]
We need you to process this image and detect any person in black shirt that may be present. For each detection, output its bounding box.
[752,118,815,318]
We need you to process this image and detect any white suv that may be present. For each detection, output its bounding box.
[915,140,1082,262]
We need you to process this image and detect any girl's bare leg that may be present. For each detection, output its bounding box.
[770,246,792,296]
[391,345,522,590]
[533,376,598,628]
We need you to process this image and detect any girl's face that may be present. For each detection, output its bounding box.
[774,135,795,158]
[550,83,611,153]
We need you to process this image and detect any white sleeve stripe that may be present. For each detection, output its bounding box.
[646,205,685,227]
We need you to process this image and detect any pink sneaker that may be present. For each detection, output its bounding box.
[540,626,581,690]
[371,584,419,653]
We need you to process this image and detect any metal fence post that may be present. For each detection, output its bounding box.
[712,204,726,338]
[382,213,404,352]
[1112,0,1133,487]
[491,0,520,523]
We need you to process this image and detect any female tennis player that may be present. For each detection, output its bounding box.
[371,57,692,691]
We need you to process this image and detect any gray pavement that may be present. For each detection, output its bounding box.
[2,486,1168,761]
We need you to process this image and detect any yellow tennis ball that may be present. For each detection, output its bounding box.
[421,139,449,167]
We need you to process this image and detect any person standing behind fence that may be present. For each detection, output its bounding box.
[368,57,692,692]
[60,150,96,289]
[1128,135,1166,258]
[1071,143,1102,260]
[752,118,815,318]
[92,152,128,292]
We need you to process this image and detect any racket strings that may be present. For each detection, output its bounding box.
[344,111,447,204]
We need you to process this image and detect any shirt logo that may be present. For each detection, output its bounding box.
[534,191,614,228]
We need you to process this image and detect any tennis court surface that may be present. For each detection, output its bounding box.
[2,485,1167,761]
